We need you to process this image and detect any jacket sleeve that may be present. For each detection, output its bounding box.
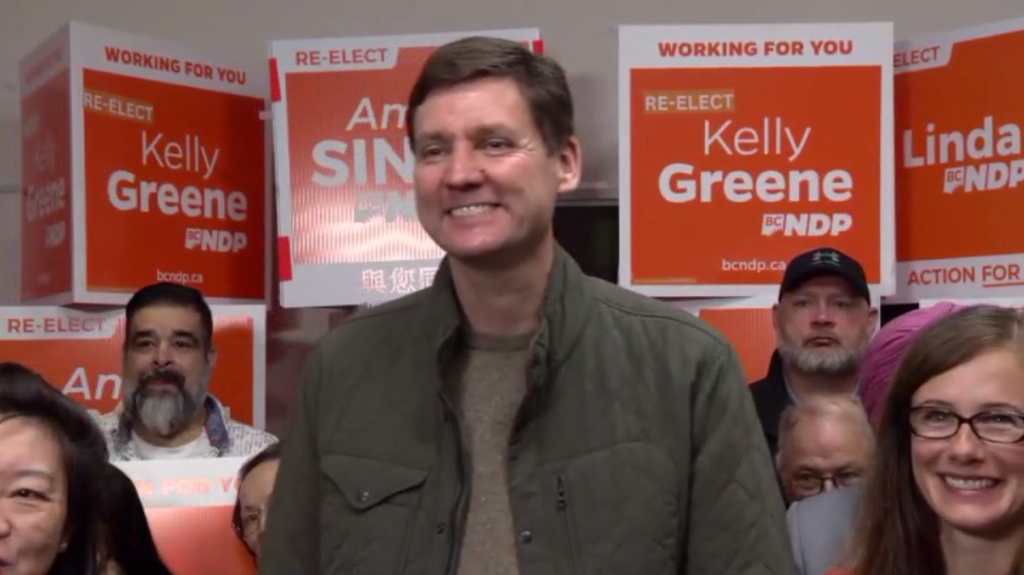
[684,343,796,574]
[259,344,324,575]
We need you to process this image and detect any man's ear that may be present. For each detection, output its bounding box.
[207,346,218,369]
[555,136,582,195]
[771,303,781,333]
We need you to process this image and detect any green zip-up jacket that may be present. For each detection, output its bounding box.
[260,247,795,575]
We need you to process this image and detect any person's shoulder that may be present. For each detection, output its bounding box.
[586,276,732,353]
[225,420,279,457]
[92,408,120,436]
[316,288,434,351]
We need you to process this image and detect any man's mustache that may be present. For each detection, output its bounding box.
[139,368,185,388]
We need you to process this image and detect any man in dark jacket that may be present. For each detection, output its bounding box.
[260,35,794,575]
[750,248,877,461]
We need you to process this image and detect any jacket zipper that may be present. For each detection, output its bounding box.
[557,475,580,574]
[442,393,469,575]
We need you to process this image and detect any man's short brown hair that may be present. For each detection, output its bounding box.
[406,36,574,156]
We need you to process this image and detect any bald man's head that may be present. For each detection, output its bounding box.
[776,396,875,502]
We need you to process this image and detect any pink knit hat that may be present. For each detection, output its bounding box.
[860,301,965,426]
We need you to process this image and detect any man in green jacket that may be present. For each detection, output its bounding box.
[260,35,794,575]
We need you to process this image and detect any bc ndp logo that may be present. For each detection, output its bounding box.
[185,228,248,253]
[761,213,852,237]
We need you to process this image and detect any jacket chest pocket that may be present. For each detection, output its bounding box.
[546,443,680,575]
[320,454,429,575]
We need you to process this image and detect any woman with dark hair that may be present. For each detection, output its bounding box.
[0,361,108,575]
[96,463,174,575]
[232,442,282,564]
[787,302,966,575]
[832,305,1024,575]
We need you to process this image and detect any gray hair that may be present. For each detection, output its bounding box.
[776,395,874,466]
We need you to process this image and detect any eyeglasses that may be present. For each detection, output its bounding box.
[790,470,863,497]
[237,506,267,537]
[909,406,1024,444]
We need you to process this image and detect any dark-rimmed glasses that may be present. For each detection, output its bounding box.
[909,406,1024,444]
[790,470,863,498]
[237,506,267,537]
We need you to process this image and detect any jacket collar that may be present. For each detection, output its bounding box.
[758,350,789,443]
[114,394,231,456]
[426,243,593,381]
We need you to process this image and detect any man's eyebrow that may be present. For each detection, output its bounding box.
[793,466,822,475]
[415,130,449,143]
[172,330,201,345]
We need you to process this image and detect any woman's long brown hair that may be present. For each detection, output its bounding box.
[846,304,1024,575]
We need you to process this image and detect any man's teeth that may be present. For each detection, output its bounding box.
[944,476,997,491]
[451,204,494,217]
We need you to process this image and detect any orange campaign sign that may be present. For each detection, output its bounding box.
[20,32,73,302]
[18,22,269,305]
[269,29,542,307]
[116,457,257,575]
[0,305,267,427]
[674,297,776,382]
[891,18,1024,303]
[676,294,882,382]
[618,24,895,298]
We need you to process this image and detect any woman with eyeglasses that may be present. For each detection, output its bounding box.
[830,304,1024,575]
[232,442,282,564]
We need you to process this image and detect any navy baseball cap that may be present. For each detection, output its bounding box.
[779,247,870,303]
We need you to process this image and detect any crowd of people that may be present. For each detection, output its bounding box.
[2,34,1023,575]
[0,280,284,575]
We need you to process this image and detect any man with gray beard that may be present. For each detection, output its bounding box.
[750,247,877,471]
[96,282,277,461]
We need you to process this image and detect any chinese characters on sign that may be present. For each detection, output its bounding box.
[361,266,438,295]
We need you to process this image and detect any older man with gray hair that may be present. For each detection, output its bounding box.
[778,395,874,575]
[775,395,874,503]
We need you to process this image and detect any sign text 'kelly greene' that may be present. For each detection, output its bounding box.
[658,117,853,204]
